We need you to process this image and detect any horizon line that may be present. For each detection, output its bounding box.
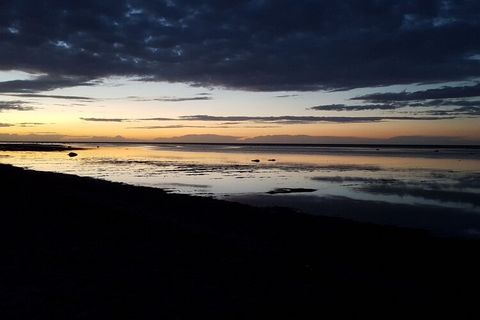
[2,141,480,149]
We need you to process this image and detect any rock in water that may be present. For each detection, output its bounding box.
[68,152,78,158]
[267,188,317,194]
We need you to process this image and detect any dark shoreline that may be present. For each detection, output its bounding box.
[1,164,479,318]
[0,143,82,152]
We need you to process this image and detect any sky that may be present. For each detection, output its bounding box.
[0,0,479,144]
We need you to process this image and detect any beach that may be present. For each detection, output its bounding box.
[1,162,479,318]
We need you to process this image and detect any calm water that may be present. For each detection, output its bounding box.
[2,143,480,235]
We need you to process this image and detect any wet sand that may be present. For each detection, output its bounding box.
[1,163,479,318]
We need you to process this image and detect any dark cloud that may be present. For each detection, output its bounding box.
[129,125,207,129]
[354,83,480,102]
[405,99,480,108]
[129,124,279,129]
[17,122,48,127]
[443,99,480,107]
[138,117,176,121]
[309,103,403,111]
[4,93,96,100]
[80,117,128,122]
[220,122,241,125]
[276,94,298,98]
[0,75,94,93]
[81,117,176,122]
[81,114,452,124]
[0,100,34,111]
[338,96,480,117]
[129,96,212,102]
[155,96,211,102]
[310,97,480,117]
[0,121,51,128]
[234,125,280,129]
[1,1,479,92]
[421,106,480,116]
[178,115,449,124]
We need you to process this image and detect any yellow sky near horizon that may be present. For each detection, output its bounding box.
[1,116,479,141]
[1,75,479,143]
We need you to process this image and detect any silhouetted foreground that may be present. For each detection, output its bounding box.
[1,164,479,318]
[0,143,81,152]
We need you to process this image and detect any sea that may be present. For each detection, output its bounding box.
[1,143,480,236]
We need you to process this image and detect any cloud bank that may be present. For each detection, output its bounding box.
[1,0,479,92]
[80,114,450,124]
[0,100,33,111]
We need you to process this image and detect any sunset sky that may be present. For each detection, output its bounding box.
[1,0,479,144]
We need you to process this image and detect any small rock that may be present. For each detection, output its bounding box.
[267,188,317,195]
[251,159,260,163]
[268,159,276,162]
[68,152,78,158]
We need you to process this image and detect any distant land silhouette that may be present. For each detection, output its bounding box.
[1,134,479,145]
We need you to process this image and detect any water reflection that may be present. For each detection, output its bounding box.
[1,143,479,227]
